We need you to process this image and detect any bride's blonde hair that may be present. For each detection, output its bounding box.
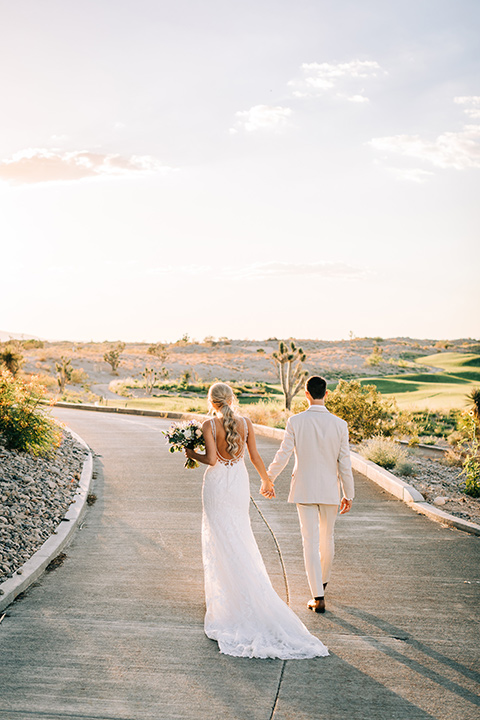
[208,382,240,455]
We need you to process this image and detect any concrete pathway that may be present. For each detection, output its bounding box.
[0,408,479,720]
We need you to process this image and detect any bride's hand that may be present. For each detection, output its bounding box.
[185,448,195,459]
[260,479,275,499]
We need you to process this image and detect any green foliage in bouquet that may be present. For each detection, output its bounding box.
[0,370,61,456]
[163,420,205,469]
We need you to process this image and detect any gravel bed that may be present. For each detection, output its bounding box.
[0,432,88,584]
[397,454,480,526]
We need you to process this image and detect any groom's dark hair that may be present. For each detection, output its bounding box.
[306,375,327,399]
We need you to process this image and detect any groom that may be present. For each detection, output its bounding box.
[266,375,354,613]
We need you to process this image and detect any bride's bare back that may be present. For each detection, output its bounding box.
[211,415,246,460]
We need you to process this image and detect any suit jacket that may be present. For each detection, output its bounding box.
[268,405,355,504]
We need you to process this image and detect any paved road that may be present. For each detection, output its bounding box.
[0,408,479,720]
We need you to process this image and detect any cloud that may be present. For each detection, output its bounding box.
[0,148,172,184]
[454,96,480,120]
[345,94,370,103]
[289,59,384,101]
[146,261,367,281]
[230,105,292,134]
[228,261,368,280]
[387,167,435,183]
[147,265,209,276]
[368,125,480,170]
[49,134,69,144]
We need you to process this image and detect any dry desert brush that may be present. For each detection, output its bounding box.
[0,344,24,376]
[360,436,413,476]
[326,379,397,443]
[0,370,61,456]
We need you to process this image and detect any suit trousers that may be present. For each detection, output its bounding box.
[296,503,338,598]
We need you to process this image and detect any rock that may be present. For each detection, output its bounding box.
[0,431,87,584]
[433,496,449,506]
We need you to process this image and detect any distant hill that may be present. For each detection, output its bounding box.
[0,330,44,342]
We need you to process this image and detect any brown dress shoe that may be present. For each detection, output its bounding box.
[307,597,326,613]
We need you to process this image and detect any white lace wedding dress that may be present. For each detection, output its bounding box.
[201,417,329,659]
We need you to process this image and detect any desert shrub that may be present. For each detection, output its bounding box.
[360,436,413,476]
[59,389,98,404]
[292,397,309,413]
[0,345,24,375]
[242,400,288,428]
[0,370,61,455]
[458,411,480,497]
[395,459,414,476]
[108,377,137,396]
[410,410,457,440]
[31,372,58,391]
[442,447,463,467]
[326,379,396,443]
[366,344,383,367]
[467,387,480,425]
[20,339,44,349]
[70,367,89,385]
[147,343,169,360]
[420,435,438,445]
[180,369,193,387]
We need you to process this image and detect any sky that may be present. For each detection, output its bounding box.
[0,0,479,343]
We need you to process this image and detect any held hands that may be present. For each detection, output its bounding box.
[260,477,275,499]
[340,497,353,514]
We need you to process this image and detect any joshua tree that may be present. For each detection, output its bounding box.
[142,366,159,396]
[272,340,308,411]
[147,343,169,363]
[0,345,23,376]
[103,342,125,374]
[55,356,73,392]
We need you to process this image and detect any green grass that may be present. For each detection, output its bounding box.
[104,381,285,414]
[360,352,480,411]
[101,353,479,415]
[104,396,209,413]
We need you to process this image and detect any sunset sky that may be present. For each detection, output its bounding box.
[1,0,479,342]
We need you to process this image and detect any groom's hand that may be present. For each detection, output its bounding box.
[260,479,275,499]
[340,498,352,514]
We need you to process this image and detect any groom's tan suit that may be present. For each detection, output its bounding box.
[267,405,354,597]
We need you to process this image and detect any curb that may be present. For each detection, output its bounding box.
[0,428,94,613]
[52,402,480,537]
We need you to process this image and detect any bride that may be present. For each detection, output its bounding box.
[185,382,328,659]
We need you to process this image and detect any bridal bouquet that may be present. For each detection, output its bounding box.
[163,420,205,469]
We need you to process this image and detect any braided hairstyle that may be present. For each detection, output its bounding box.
[208,382,240,455]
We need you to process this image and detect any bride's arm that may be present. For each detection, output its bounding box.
[185,420,217,466]
[245,418,275,498]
